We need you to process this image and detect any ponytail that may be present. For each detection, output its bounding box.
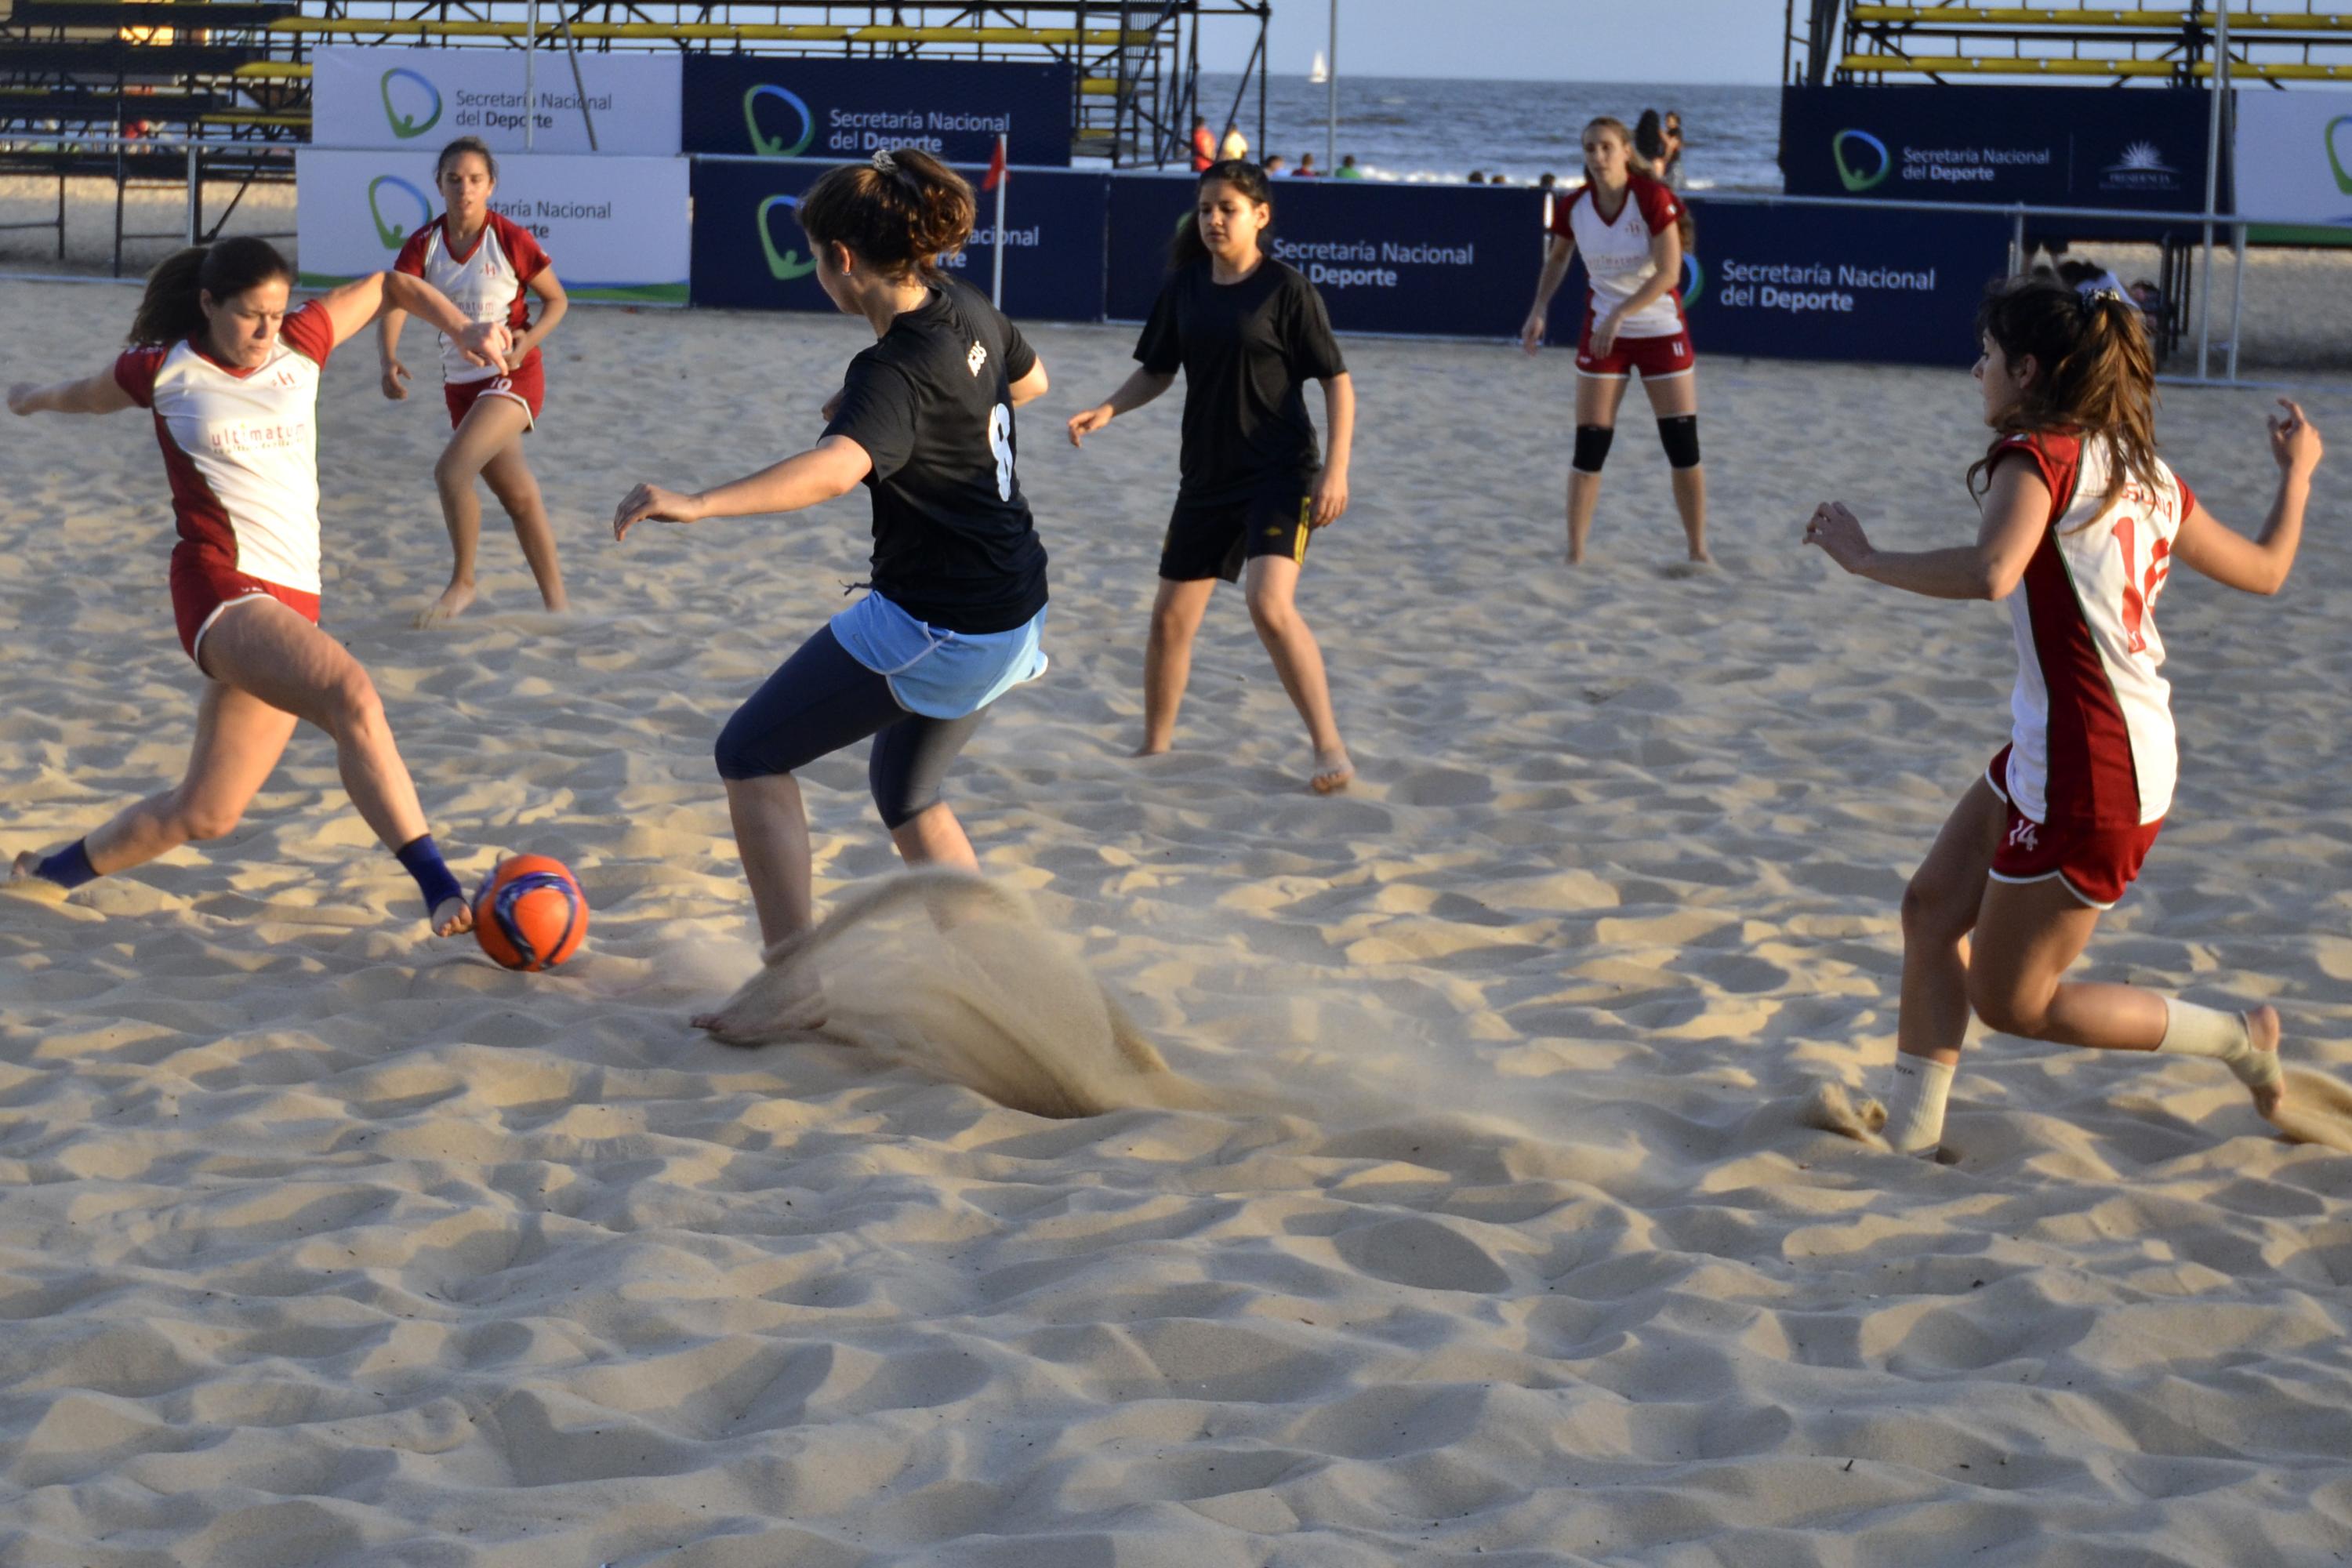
[797,147,975,282]
[1965,274,2161,515]
[1170,158,1274,270]
[128,236,292,346]
[1581,116,1694,251]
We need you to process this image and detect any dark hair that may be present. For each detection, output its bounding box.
[129,237,292,345]
[435,134,499,184]
[1965,274,2161,516]
[797,147,975,282]
[1634,109,1667,165]
[1170,158,1273,269]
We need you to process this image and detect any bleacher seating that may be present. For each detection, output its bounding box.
[1822,0,2352,83]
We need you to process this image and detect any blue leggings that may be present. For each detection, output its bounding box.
[713,625,985,829]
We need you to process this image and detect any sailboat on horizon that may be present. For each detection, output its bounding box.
[1308,49,1328,84]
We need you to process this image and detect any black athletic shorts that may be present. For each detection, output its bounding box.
[1158,485,1316,583]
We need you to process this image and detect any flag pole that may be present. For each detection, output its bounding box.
[991,131,1007,309]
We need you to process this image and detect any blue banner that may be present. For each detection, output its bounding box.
[1780,86,2218,213]
[1679,199,2011,366]
[690,157,1106,321]
[682,56,1073,169]
[1107,176,1550,338]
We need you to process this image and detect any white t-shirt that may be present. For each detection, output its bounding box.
[1549,172,1686,339]
[393,211,551,385]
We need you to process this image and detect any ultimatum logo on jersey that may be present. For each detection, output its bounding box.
[368,176,432,249]
[1832,129,1892,193]
[757,194,816,281]
[744,85,816,159]
[380,68,443,140]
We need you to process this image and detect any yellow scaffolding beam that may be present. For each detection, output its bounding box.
[267,17,1152,45]
[1850,6,2352,29]
[1844,51,2352,77]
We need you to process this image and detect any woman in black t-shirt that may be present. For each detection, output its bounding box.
[614,149,1051,1037]
[1067,160,1358,793]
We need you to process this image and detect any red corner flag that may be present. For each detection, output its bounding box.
[983,135,1007,192]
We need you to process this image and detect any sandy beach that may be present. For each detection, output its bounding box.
[2,274,2350,1563]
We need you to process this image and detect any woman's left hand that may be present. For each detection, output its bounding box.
[613,482,705,541]
[1803,501,1875,574]
[1311,466,1350,528]
[1590,309,1624,358]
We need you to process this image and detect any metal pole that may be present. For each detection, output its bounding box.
[524,0,539,153]
[991,132,1007,308]
[2227,220,2246,381]
[2010,208,2024,276]
[185,142,198,246]
[2196,0,2229,380]
[557,11,597,151]
[1325,0,1337,172]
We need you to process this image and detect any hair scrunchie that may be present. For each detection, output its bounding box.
[871,149,898,176]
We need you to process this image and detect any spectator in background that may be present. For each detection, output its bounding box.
[1221,122,1250,162]
[1661,111,1686,187]
[1490,172,1511,187]
[1265,154,1289,177]
[1298,152,1320,178]
[1467,170,1486,185]
[1190,115,1215,172]
[1634,110,1668,174]
[1336,154,1365,180]
[1538,172,1558,191]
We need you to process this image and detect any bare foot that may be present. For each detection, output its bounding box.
[1310,746,1354,793]
[1131,739,1171,758]
[416,582,476,628]
[2243,1004,2285,1121]
[4,850,64,901]
[431,895,474,938]
[538,590,571,614]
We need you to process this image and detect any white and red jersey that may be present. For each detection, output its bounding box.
[114,303,336,594]
[1549,171,1685,339]
[1994,430,2198,829]
[392,211,550,386]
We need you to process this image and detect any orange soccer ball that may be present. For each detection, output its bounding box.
[473,855,588,971]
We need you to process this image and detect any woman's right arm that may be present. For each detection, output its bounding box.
[1520,232,1575,355]
[1066,368,1177,445]
[8,368,136,417]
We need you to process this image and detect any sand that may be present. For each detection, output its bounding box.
[2,276,2351,1564]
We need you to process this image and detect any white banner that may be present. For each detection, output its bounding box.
[312,45,681,157]
[2233,89,2352,228]
[296,149,689,304]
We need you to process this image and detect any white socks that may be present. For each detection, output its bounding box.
[2158,998,2278,1090]
[1882,1054,1956,1156]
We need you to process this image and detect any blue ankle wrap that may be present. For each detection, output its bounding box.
[35,840,98,891]
[394,834,464,916]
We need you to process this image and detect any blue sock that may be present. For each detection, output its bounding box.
[34,839,98,891]
[394,834,464,917]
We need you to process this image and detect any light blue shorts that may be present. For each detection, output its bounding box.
[828,593,1049,720]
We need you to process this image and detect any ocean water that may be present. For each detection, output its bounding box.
[1193,74,1784,192]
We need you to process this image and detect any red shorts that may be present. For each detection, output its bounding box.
[169,550,320,670]
[444,350,544,430]
[1576,313,1696,379]
[1984,745,2162,909]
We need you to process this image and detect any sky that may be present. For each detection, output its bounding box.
[1200,1,1787,85]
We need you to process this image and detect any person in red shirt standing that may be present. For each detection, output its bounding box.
[1189,115,1215,172]
[5,237,508,935]
[1519,116,1708,567]
[379,136,572,626]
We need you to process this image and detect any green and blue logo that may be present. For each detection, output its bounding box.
[758,194,815,281]
[379,67,441,140]
[367,175,431,249]
[2328,114,2352,195]
[744,84,815,159]
[1680,255,1704,309]
[1832,129,1891,193]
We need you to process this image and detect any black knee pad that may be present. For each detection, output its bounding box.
[1571,424,1615,475]
[1657,414,1702,470]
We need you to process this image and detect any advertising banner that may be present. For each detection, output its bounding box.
[1676,199,2011,366]
[1108,176,1546,338]
[296,149,690,303]
[681,56,1073,169]
[311,45,682,156]
[2234,88,2352,242]
[1780,86,2216,212]
[689,157,1105,321]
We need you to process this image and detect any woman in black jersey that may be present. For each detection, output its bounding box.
[614,148,1051,1036]
[1068,159,1357,793]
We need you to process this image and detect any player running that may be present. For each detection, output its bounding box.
[612,149,1051,1038]
[1066,158,1357,793]
[379,136,571,626]
[1806,277,2324,1156]
[5,237,509,935]
[1520,115,1708,568]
